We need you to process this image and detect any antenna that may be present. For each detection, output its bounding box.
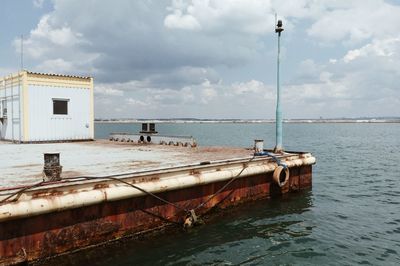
[20,34,24,70]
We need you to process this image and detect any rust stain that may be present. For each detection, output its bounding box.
[146,175,160,182]
[68,189,78,194]
[0,165,312,265]
[93,183,109,190]
[103,191,108,201]
[32,190,64,199]
[189,170,200,176]
[131,175,160,184]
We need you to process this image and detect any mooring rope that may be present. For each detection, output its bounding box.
[193,152,286,218]
[0,181,45,204]
[0,176,186,225]
[193,155,256,212]
[65,175,190,213]
[0,152,282,227]
[254,151,287,169]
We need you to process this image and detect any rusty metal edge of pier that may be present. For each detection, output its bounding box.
[0,152,315,265]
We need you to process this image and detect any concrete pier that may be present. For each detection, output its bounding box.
[0,140,315,264]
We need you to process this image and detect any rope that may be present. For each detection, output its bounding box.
[0,181,45,204]
[63,175,189,213]
[1,167,64,204]
[1,152,282,227]
[254,151,287,168]
[0,176,186,225]
[1,176,188,213]
[140,209,181,225]
[193,152,286,217]
[74,176,188,225]
[193,155,256,211]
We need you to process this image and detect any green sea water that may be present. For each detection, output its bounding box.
[55,123,400,265]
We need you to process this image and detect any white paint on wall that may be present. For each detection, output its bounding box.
[1,71,93,142]
[28,85,91,141]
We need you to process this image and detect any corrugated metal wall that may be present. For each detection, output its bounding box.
[28,85,91,141]
[0,77,23,142]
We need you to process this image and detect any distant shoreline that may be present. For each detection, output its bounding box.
[95,119,400,124]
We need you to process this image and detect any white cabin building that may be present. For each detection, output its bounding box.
[0,71,94,143]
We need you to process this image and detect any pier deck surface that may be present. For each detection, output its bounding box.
[0,140,253,189]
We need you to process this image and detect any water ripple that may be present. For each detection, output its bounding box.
[39,123,400,266]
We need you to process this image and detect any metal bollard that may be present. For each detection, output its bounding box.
[254,139,264,154]
[43,153,62,182]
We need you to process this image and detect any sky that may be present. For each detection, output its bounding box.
[1,0,400,119]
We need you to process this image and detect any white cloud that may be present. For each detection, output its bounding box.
[201,88,217,104]
[15,13,99,78]
[94,78,276,118]
[164,0,275,34]
[95,85,124,96]
[126,98,149,107]
[164,10,201,30]
[35,58,74,72]
[231,80,265,95]
[307,0,400,44]
[21,15,87,59]
[343,49,362,63]
[284,35,400,118]
[33,0,44,8]
[20,1,274,82]
[9,0,400,118]
[343,37,400,63]
[181,87,195,103]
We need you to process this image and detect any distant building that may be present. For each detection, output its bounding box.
[0,71,94,142]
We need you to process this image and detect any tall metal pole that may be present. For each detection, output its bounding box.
[21,34,24,70]
[274,19,284,153]
[18,35,23,143]
[11,75,14,143]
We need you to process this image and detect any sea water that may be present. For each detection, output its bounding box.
[59,123,400,265]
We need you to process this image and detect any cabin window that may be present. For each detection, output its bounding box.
[53,99,69,115]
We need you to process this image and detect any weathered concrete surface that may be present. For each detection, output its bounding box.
[0,140,252,188]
